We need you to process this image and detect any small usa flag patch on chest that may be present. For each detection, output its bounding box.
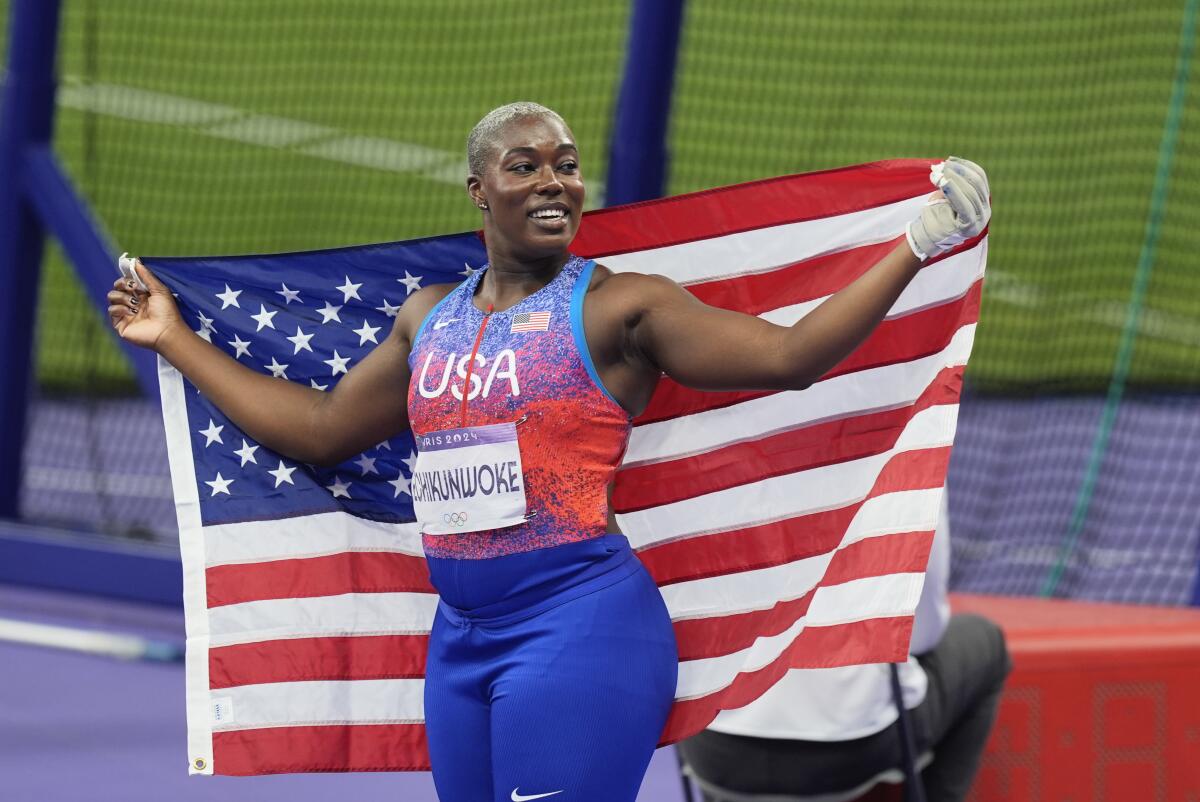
[511,311,551,332]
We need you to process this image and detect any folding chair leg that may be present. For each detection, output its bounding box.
[889,663,928,802]
[676,746,698,802]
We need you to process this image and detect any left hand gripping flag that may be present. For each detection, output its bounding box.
[149,159,986,775]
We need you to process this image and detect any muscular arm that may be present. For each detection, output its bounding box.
[158,323,405,465]
[630,240,922,392]
[616,158,989,395]
[154,286,447,466]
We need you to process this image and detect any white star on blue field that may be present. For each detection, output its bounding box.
[146,232,488,526]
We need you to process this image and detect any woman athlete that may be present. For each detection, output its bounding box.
[109,102,990,802]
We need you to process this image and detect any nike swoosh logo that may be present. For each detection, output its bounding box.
[433,319,459,330]
[511,790,563,801]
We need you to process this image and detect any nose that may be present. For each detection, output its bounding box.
[534,165,563,195]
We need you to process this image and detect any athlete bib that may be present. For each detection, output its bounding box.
[411,421,528,535]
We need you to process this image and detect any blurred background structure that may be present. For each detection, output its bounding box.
[2,1,1199,800]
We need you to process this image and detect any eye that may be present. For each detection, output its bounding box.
[558,160,579,173]
[509,162,535,174]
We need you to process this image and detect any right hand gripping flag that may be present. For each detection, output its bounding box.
[149,159,986,775]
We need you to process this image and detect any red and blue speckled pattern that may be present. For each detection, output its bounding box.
[407,256,631,559]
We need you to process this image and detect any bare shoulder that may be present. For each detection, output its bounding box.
[391,282,460,344]
[586,263,682,317]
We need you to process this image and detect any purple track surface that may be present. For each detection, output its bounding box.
[0,585,687,802]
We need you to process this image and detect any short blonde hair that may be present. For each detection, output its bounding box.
[467,102,567,176]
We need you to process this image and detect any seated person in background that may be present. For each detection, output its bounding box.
[678,490,1011,802]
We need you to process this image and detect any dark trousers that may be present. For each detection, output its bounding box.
[678,614,1012,802]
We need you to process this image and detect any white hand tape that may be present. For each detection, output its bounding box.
[930,161,947,188]
[118,252,149,292]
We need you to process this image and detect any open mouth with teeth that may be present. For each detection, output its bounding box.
[528,206,570,229]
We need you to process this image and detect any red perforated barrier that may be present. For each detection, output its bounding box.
[952,593,1200,801]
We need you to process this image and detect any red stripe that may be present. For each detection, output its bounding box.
[674,590,814,662]
[638,446,951,586]
[659,615,914,746]
[635,278,981,425]
[687,238,900,313]
[672,529,935,662]
[615,365,962,512]
[209,634,429,689]
[823,529,934,587]
[572,160,935,258]
[206,551,433,608]
[212,723,430,775]
[686,229,985,315]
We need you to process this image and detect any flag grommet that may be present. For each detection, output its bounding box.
[193,758,207,771]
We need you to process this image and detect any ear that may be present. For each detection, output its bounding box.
[466,175,487,210]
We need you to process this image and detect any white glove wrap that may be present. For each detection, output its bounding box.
[906,157,991,261]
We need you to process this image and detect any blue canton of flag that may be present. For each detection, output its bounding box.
[146,236,489,527]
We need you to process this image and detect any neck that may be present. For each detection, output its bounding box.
[477,249,571,309]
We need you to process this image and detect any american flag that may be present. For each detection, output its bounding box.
[510,310,552,332]
[150,159,984,775]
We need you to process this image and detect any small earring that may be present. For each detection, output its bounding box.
[477,203,489,211]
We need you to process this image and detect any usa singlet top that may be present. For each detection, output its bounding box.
[406,255,632,559]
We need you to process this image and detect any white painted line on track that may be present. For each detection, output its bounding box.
[55,78,607,204]
[57,79,468,186]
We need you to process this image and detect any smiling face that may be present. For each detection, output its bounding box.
[467,114,585,265]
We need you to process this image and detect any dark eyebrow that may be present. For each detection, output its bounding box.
[501,143,578,159]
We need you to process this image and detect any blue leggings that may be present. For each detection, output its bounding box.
[424,535,678,802]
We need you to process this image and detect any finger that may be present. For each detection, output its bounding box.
[939,169,985,222]
[947,157,989,198]
[947,156,985,181]
[134,261,169,293]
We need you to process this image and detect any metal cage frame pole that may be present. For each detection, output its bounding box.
[604,0,687,205]
[0,0,63,519]
[0,0,160,519]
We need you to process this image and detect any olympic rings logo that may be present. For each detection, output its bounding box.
[443,511,469,527]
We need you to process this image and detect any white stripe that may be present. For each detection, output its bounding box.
[665,551,830,622]
[204,510,424,568]
[214,678,425,731]
[807,572,926,628]
[758,243,984,328]
[624,324,975,465]
[602,195,927,285]
[887,241,985,319]
[674,573,924,700]
[676,610,808,700]
[208,592,437,648]
[658,488,942,621]
[159,360,215,774]
[620,403,958,547]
